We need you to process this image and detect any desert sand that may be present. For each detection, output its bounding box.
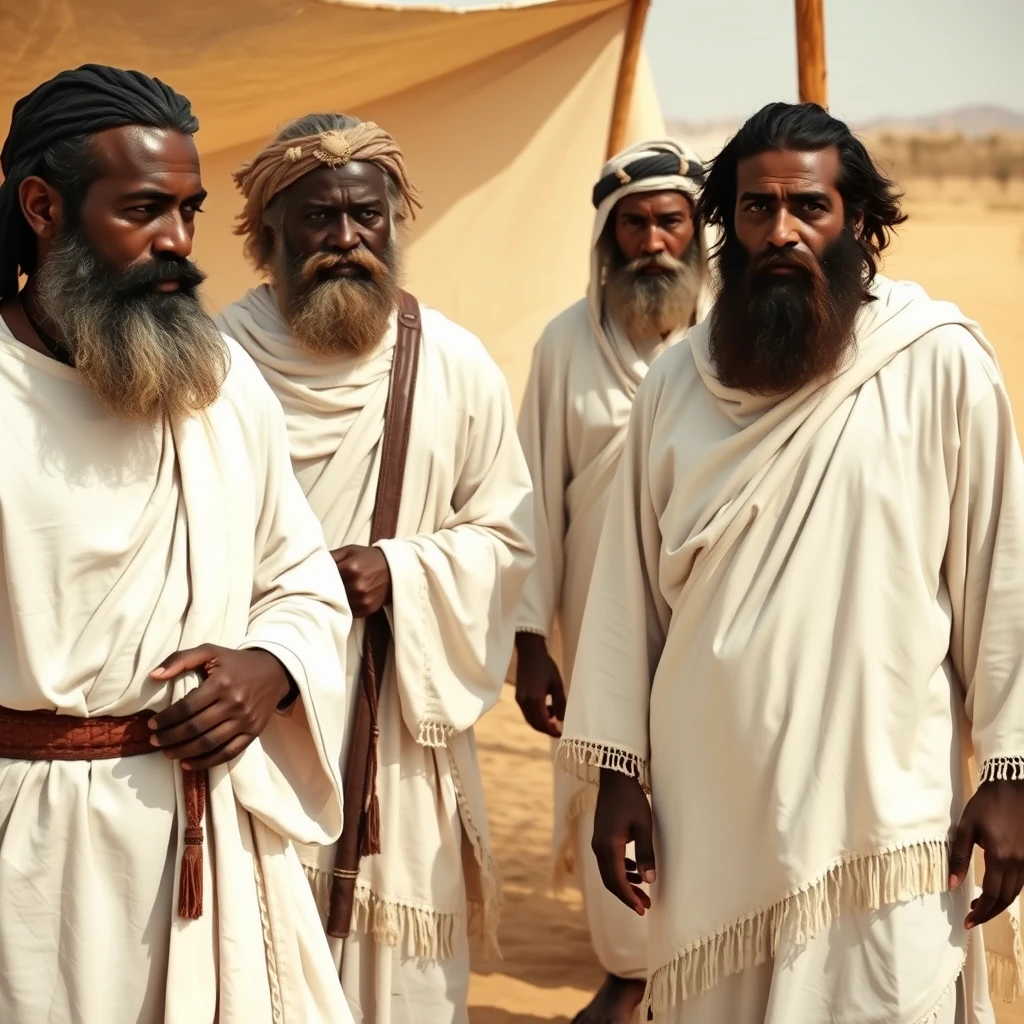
[467,177,1024,1023]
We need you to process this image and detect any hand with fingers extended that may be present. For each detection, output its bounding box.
[148,645,295,771]
[592,767,655,916]
[514,632,566,738]
[331,544,391,618]
[949,778,1024,929]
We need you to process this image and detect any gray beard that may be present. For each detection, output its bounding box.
[32,229,227,423]
[603,243,705,344]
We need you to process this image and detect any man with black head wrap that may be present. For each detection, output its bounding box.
[0,65,355,1023]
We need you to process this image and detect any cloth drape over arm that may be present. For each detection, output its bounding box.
[944,345,1024,780]
[555,377,671,790]
[516,325,570,638]
[377,358,535,745]
[232,370,352,845]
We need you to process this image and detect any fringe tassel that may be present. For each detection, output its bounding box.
[446,747,503,958]
[361,723,382,857]
[554,738,650,793]
[978,756,1024,784]
[417,719,454,748]
[986,903,1024,1003]
[642,838,950,1016]
[178,769,207,920]
[303,864,458,961]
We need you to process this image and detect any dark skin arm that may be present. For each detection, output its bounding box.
[332,544,391,618]
[148,645,296,771]
[949,778,1024,928]
[514,631,567,738]
[592,768,655,916]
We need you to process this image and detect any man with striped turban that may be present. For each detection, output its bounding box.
[513,138,710,1024]
[0,65,355,1023]
[218,113,535,1024]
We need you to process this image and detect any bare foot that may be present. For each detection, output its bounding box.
[571,974,646,1024]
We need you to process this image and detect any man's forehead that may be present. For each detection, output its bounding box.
[286,162,387,203]
[89,125,201,184]
[615,189,692,213]
[737,147,840,193]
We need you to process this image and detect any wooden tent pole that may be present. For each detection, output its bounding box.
[794,0,828,107]
[606,0,652,159]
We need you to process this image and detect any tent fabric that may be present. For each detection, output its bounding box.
[1,0,665,403]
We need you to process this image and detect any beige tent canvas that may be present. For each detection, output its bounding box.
[1,0,665,403]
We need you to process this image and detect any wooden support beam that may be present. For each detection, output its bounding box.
[606,0,652,159]
[794,0,828,108]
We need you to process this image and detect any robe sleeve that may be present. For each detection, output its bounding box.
[944,337,1024,784]
[556,371,671,792]
[231,375,352,846]
[375,358,535,745]
[515,326,570,638]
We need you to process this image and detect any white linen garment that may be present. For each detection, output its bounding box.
[218,285,535,1024]
[558,276,1024,1022]
[0,316,355,1024]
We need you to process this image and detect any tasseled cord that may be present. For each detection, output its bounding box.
[359,638,384,858]
[178,769,208,919]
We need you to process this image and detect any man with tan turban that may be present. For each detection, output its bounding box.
[514,139,710,1024]
[0,66,354,1024]
[217,112,535,1024]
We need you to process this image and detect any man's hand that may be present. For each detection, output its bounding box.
[949,778,1024,928]
[592,767,655,916]
[332,545,392,618]
[514,632,566,737]
[148,645,293,771]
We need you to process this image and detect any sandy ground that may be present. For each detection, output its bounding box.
[467,178,1024,1023]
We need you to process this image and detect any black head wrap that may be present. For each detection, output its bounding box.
[0,63,198,299]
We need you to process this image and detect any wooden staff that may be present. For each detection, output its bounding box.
[795,0,828,108]
[606,0,652,160]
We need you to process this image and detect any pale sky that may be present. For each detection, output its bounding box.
[393,0,1023,124]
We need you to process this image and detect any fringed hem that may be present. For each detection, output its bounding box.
[554,738,650,793]
[552,782,596,889]
[978,756,1024,783]
[446,747,503,959]
[302,864,459,961]
[987,900,1024,1003]
[417,719,454,748]
[641,837,950,1015]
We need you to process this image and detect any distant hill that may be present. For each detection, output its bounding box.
[667,105,1024,159]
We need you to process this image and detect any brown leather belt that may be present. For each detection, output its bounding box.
[0,706,207,920]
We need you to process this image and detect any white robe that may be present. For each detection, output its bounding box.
[516,162,712,980]
[558,276,1024,1022]
[218,285,535,1024]
[0,317,355,1024]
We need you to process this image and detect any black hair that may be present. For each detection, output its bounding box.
[696,102,906,282]
[0,64,198,299]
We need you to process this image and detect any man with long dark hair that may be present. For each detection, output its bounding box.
[558,102,1024,1022]
[0,65,355,1023]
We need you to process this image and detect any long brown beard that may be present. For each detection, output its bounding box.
[273,239,401,357]
[708,229,868,394]
[601,237,706,343]
[32,229,227,423]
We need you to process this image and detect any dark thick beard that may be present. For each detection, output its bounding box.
[32,228,227,423]
[273,237,401,358]
[708,228,867,394]
[601,236,705,342]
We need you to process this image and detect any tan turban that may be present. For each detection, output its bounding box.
[232,120,422,249]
